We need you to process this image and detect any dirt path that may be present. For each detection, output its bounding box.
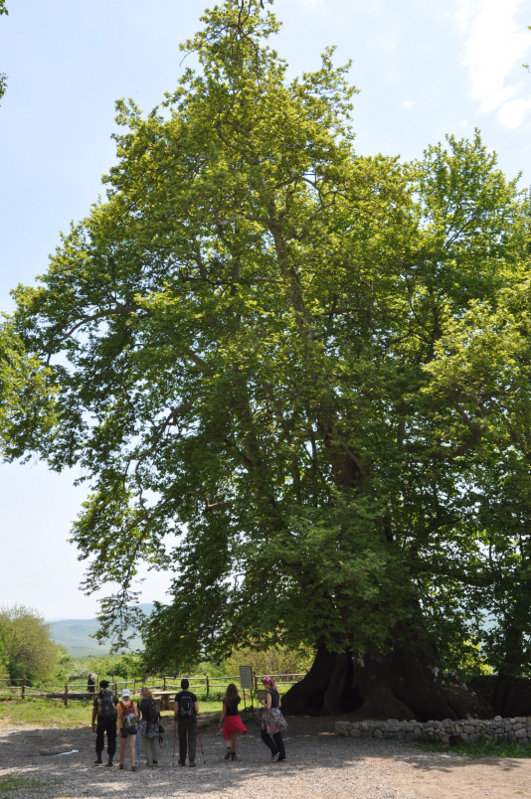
[0,715,528,798]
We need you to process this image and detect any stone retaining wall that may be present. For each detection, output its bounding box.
[335,716,531,744]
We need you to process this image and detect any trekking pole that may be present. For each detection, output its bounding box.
[172,718,177,766]
[136,733,141,766]
[196,727,206,764]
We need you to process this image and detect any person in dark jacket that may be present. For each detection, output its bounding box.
[174,678,199,766]
[91,680,117,766]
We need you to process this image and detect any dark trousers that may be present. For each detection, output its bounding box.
[260,728,285,759]
[96,716,117,759]
[177,716,196,763]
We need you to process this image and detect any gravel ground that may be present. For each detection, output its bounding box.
[0,714,529,799]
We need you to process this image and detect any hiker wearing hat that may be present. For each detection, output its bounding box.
[117,689,139,771]
[91,680,117,766]
[174,678,199,766]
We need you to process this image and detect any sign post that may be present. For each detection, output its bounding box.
[239,665,253,709]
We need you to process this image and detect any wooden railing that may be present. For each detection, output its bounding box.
[0,671,306,706]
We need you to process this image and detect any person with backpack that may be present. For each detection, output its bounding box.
[259,676,287,762]
[174,678,199,766]
[117,688,139,771]
[219,682,247,760]
[91,679,117,766]
[138,686,163,767]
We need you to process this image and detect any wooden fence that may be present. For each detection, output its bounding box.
[0,672,306,707]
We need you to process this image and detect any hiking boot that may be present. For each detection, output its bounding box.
[189,760,196,767]
[230,752,237,761]
[93,757,102,765]
[224,748,232,760]
[131,765,137,772]
[178,761,185,766]
[105,758,113,767]
[119,763,124,770]
[271,751,279,761]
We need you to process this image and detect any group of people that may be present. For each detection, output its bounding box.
[91,681,162,770]
[92,676,287,769]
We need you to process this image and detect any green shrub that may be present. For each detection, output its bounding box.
[0,605,58,682]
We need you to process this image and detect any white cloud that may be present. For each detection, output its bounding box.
[372,31,399,55]
[297,0,382,15]
[454,0,531,126]
[299,0,325,11]
[497,98,531,129]
[403,100,417,110]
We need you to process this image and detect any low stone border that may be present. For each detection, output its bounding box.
[335,716,531,743]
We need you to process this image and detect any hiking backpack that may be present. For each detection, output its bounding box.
[178,692,194,718]
[147,699,160,726]
[120,701,137,730]
[97,689,116,720]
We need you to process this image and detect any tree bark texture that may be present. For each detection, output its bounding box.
[282,644,494,720]
[470,675,531,717]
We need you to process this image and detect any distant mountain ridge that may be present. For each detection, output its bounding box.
[49,603,154,656]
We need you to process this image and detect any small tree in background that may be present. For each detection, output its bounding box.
[0,605,58,682]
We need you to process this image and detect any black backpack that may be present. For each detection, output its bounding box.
[97,689,116,720]
[147,699,160,726]
[178,692,194,718]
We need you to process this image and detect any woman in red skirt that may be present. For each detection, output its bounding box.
[219,683,247,760]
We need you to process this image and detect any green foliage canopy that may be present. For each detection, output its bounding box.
[1,0,529,675]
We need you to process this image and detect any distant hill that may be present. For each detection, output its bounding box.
[49,603,154,656]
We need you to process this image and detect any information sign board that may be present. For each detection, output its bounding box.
[239,665,253,690]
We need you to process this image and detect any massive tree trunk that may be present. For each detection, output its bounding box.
[492,602,529,716]
[281,642,360,715]
[458,675,531,717]
[283,641,493,720]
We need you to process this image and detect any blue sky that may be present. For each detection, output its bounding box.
[1,0,530,621]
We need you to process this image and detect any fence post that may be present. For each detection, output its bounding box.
[163,675,166,690]
[250,669,254,708]
[21,677,26,701]
[206,675,209,699]
[64,682,69,706]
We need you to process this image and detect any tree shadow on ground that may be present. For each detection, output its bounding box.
[0,714,527,799]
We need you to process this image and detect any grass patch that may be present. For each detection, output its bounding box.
[194,699,224,713]
[0,698,92,728]
[0,697,227,729]
[418,735,531,758]
[0,775,50,792]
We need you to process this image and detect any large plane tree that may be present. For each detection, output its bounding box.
[1,0,529,718]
